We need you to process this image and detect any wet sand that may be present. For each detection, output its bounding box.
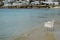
[45,32,55,40]
[9,20,60,40]
[13,27,56,40]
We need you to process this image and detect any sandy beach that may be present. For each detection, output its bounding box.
[11,27,56,40]
[12,20,60,40]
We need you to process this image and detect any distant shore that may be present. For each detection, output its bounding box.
[0,5,60,9]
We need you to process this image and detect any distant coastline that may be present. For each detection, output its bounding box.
[0,5,60,9]
[53,6,60,8]
[0,0,60,9]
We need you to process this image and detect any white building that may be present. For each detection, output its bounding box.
[26,0,29,2]
[4,0,14,4]
[42,0,59,5]
[46,0,54,2]
[15,0,30,2]
[46,0,58,2]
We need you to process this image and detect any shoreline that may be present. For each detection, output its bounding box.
[12,27,55,40]
[53,6,60,8]
[13,27,44,40]
[10,21,60,40]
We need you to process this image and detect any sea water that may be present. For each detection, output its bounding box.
[0,8,60,40]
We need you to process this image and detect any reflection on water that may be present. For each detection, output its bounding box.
[0,9,60,40]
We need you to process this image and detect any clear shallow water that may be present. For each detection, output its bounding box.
[0,8,60,40]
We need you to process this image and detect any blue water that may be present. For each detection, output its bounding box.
[0,9,60,40]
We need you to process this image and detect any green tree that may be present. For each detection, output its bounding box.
[0,0,4,7]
